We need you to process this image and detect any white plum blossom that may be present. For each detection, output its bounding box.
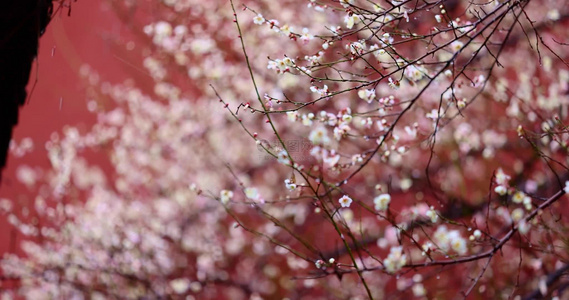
[310,85,329,98]
[512,191,528,204]
[358,89,376,103]
[253,14,265,25]
[322,149,340,167]
[333,124,350,141]
[284,179,297,190]
[300,28,314,43]
[450,40,464,53]
[339,195,353,208]
[245,187,261,201]
[495,169,510,185]
[495,185,507,196]
[280,24,293,36]
[277,149,291,165]
[374,194,391,211]
[345,14,360,29]
[511,208,524,222]
[170,278,190,294]
[348,40,366,55]
[220,190,233,204]
[472,229,482,239]
[425,206,438,223]
[433,225,450,251]
[426,109,441,120]
[448,230,467,255]
[518,219,531,234]
[286,111,298,122]
[309,127,331,145]
[388,77,399,89]
[302,114,314,126]
[404,64,426,82]
[384,246,407,273]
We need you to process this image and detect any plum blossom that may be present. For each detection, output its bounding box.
[358,89,376,103]
[384,246,406,273]
[345,14,360,29]
[245,187,261,201]
[425,206,438,223]
[253,14,265,25]
[450,40,464,53]
[374,194,391,211]
[277,149,291,165]
[220,190,233,204]
[309,127,331,145]
[284,179,297,190]
[339,195,353,208]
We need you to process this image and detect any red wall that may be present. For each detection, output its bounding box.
[0,1,139,255]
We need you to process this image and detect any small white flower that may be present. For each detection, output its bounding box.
[300,28,314,43]
[245,187,261,201]
[412,283,426,297]
[283,57,295,67]
[374,194,391,211]
[494,185,507,196]
[450,40,464,53]
[512,191,526,203]
[286,111,298,122]
[277,149,291,165]
[448,230,467,255]
[170,278,190,294]
[301,114,313,126]
[495,168,510,185]
[347,40,366,55]
[518,219,530,234]
[434,225,450,251]
[425,206,438,223]
[339,195,353,208]
[253,14,265,25]
[564,181,569,194]
[358,89,376,103]
[323,150,340,167]
[426,109,441,120]
[333,124,350,141]
[155,21,173,37]
[384,246,406,273]
[473,229,482,239]
[457,99,466,108]
[421,242,433,256]
[511,208,524,222]
[404,126,417,139]
[284,179,297,190]
[404,65,425,82]
[220,190,234,204]
[345,14,360,29]
[309,127,331,145]
[547,9,560,21]
[523,196,532,210]
[280,24,292,36]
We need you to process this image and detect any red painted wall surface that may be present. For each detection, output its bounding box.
[0,1,140,256]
